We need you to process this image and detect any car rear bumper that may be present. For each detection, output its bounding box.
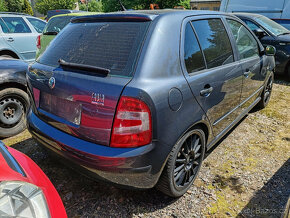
[27,109,163,189]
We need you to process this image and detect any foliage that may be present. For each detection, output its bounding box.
[102,0,190,12]
[79,0,103,12]
[6,0,23,12]
[22,0,33,15]
[0,0,8,12]
[35,0,76,15]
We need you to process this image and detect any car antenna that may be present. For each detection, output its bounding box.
[118,0,126,11]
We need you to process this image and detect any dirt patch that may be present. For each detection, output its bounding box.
[3,79,290,218]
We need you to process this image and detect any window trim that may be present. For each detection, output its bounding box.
[180,16,237,77]
[224,17,262,61]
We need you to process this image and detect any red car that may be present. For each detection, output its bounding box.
[0,141,67,218]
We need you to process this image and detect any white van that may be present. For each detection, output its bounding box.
[220,0,290,29]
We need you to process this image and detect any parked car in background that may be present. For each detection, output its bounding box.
[220,0,290,29]
[27,10,275,197]
[0,12,46,62]
[0,59,29,138]
[36,12,100,59]
[235,13,290,77]
[0,141,67,217]
[46,9,85,21]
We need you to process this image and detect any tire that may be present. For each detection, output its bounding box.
[157,128,206,197]
[256,73,274,110]
[0,55,15,60]
[0,88,29,138]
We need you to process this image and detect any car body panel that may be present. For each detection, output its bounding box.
[26,10,275,189]
[0,59,27,86]
[0,141,67,218]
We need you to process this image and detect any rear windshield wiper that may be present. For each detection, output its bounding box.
[43,31,58,35]
[58,59,110,76]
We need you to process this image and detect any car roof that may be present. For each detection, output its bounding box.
[72,9,233,23]
[233,12,264,19]
[0,12,44,21]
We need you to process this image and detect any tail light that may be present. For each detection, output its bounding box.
[110,96,152,148]
[36,35,41,49]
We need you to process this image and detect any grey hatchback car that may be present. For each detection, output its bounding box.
[27,10,275,197]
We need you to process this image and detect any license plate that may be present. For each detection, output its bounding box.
[40,92,82,125]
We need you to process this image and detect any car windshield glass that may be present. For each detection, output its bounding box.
[44,16,72,34]
[255,16,290,36]
[38,21,150,77]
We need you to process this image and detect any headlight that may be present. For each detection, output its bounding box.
[0,181,50,218]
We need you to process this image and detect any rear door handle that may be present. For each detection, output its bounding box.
[200,85,213,97]
[7,37,14,42]
[244,69,250,78]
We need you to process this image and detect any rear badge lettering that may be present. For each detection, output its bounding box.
[92,93,105,106]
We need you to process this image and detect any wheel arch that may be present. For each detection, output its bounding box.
[0,82,27,93]
[0,49,20,59]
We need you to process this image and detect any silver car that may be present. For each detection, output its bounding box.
[0,12,46,62]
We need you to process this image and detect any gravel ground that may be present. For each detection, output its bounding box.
[3,78,290,218]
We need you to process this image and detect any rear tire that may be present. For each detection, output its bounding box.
[256,74,273,110]
[0,55,15,60]
[0,88,29,138]
[157,128,206,197]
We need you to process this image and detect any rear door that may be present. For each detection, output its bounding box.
[181,16,244,136]
[0,16,38,61]
[225,18,265,111]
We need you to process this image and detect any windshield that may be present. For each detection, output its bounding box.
[44,16,72,34]
[256,16,290,36]
[38,21,150,77]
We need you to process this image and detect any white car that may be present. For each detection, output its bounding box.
[0,12,46,62]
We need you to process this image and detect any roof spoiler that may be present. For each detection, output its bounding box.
[71,14,153,23]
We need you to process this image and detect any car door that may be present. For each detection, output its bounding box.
[0,16,38,61]
[181,16,244,136]
[226,18,266,111]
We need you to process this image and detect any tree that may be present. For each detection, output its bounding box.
[0,0,8,12]
[6,0,23,12]
[79,0,103,12]
[35,0,76,15]
[23,0,33,15]
[102,0,191,12]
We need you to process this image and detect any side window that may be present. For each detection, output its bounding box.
[191,19,234,69]
[0,18,9,33]
[27,18,46,33]
[184,22,206,73]
[242,19,260,32]
[227,19,259,60]
[1,17,31,33]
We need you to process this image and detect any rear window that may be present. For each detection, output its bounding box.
[38,21,150,77]
[44,16,72,34]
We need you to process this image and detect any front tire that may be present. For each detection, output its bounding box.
[0,88,29,138]
[256,74,273,109]
[157,128,206,197]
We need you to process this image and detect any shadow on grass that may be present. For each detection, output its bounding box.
[238,159,290,218]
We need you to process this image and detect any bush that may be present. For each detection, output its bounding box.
[79,0,103,12]
[35,0,76,15]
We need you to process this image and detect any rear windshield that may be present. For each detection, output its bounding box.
[44,16,72,34]
[38,21,150,77]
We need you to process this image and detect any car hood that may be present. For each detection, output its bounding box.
[276,33,290,42]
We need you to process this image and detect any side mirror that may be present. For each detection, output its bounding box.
[265,45,276,56]
[254,28,266,38]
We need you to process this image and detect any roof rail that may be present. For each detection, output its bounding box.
[0,12,30,16]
